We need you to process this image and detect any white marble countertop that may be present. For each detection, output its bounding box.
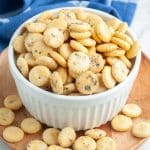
[131,0,150,149]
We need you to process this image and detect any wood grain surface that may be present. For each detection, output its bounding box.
[0,50,150,150]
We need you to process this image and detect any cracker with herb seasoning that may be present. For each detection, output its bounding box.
[76,71,100,95]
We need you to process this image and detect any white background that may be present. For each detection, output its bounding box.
[131,0,150,59]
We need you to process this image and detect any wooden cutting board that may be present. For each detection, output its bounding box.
[0,50,150,150]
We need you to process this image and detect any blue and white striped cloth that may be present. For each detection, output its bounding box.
[0,0,137,51]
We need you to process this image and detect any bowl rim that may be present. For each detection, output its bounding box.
[8,7,141,101]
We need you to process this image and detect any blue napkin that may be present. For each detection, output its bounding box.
[0,0,137,51]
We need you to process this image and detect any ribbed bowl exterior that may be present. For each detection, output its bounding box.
[13,74,134,130]
[8,7,141,131]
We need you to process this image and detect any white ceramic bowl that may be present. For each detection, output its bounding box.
[8,7,141,130]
